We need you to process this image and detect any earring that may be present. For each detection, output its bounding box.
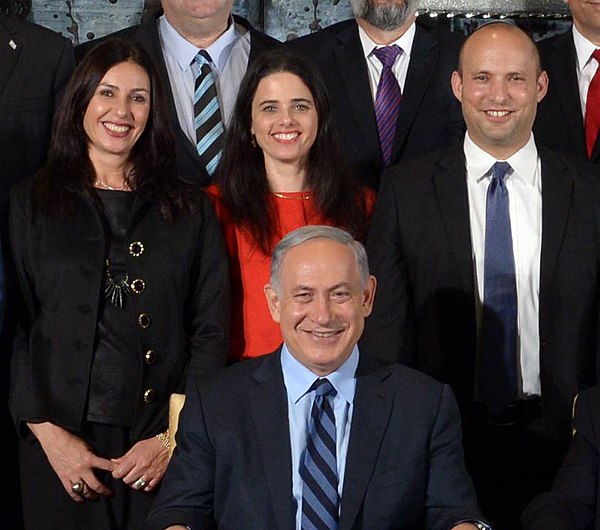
[251,133,257,148]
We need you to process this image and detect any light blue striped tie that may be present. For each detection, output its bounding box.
[300,378,339,530]
[191,51,224,176]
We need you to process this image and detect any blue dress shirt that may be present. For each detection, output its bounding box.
[281,344,358,530]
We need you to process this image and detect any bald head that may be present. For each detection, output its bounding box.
[451,21,548,159]
[458,22,542,77]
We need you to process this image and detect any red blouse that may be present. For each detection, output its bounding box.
[206,184,374,362]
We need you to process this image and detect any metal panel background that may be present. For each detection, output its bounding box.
[13,0,572,44]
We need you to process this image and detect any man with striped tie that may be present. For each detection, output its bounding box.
[145,225,489,530]
[76,0,279,186]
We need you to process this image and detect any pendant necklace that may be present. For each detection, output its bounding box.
[104,259,131,308]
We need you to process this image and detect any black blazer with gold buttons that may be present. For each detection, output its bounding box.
[7,176,230,441]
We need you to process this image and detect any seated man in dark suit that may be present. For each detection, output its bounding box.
[287,0,465,190]
[534,0,600,164]
[76,0,280,186]
[144,225,489,530]
[522,386,600,530]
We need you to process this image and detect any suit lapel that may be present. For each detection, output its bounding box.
[392,24,437,161]
[433,146,475,292]
[248,352,296,530]
[548,30,587,159]
[539,147,573,280]
[0,14,21,97]
[339,361,395,530]
[332,22,383,170]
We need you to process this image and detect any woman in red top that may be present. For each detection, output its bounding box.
[207,48,374,361]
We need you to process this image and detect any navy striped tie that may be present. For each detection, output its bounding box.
[373,45,402,166]
[481,161,518,415]
[191,51,224,176]
[300,378,339,530]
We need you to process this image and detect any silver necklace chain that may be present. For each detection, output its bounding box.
[95,177,129,191]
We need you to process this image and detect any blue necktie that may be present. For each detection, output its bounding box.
[481,161,518,415]
[300,378,339,530]
[372,45,402,166]
[191,51,224,176]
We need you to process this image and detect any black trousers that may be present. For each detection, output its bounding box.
[463,410,569,530]
[19,423,157,530]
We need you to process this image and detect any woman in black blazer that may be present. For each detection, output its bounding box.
[8,38,229,530]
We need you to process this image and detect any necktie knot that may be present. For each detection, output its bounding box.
[491,161,511,186]
[193,50,212,67]
[310,378,337,398]
[372,45,401,69]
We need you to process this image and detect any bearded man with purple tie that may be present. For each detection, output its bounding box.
[144,225,489,530]
[286,0,464,190]
[362,21,600,530]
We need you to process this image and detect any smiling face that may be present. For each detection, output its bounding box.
[451,23,548,160]
[250,71,318,174]
[83,61,151,165]
[264,238,376,376]
[568,0,600,45]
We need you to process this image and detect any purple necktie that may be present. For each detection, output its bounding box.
[373,45,402,166]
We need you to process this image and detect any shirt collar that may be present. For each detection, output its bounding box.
[357,21,416,60]
[159,14,239,73]
[572,24,598,73]
[464,132,539,186]
[281,343,359,406]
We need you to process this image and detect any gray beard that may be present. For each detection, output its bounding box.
[350,1,416,31]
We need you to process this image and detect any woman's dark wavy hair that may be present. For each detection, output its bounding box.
[36,38,198,220]
[215,48,370,255]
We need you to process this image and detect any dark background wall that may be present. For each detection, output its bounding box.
[3,0,573,44]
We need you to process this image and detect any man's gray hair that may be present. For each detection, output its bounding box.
[270,225,370,294]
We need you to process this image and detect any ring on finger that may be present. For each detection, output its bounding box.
[71,481,84,494]
[133,477,147,489]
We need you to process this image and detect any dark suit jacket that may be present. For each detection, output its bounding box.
[75,13,280,187]
[522,385,600,530]
[0,13,75,210]
[287,19,465,190]
[144,349,485,530]
[534,28,600,164]
[8,177,230,441]
[362,143,600,442]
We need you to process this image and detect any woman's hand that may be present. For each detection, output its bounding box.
[111,435,169,492]
[27,422,115,503]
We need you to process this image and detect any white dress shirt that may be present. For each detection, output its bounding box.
[158,15,251,143]
[572,24,600,117]
[465,133,542,397]
[357,22,415,101]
